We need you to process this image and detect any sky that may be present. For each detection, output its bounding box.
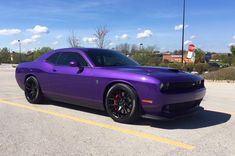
[0,0,235,53]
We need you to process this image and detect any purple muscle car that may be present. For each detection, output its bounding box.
[15,48,206,123]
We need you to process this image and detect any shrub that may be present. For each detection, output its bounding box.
[194,63,208,74]
[182,63,194,72]
[204,67,235,80]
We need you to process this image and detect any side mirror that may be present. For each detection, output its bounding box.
[69,61,79,67]
[69,61,84,73]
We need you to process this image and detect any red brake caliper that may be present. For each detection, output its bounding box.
[113,94,119,112]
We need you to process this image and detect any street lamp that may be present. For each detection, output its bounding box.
[18,40,21,62]
[139,43,143,50]
[181,0,186,63]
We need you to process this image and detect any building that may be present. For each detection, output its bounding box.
[162,53,193,63]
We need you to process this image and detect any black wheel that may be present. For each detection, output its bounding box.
[24,76,44,104]
[105,83,141,123]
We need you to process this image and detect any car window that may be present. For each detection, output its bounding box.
[56,52,88,66]
[86,49,139,67]
[46,52,61,64]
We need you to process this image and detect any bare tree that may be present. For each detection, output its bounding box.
[67,31,80,48]
[115,43,131,55]
[94,26,110,48]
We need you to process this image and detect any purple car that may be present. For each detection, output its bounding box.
[15,48,206,123]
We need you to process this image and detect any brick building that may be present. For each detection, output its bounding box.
[162,53,193,63]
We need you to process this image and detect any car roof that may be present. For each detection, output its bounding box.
[54,48,113,53]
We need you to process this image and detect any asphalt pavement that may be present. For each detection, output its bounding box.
[0,64,234,156]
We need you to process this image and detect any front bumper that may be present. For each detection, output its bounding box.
[141,87,206,116]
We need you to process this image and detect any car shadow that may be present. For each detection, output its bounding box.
[135,109,231,129]
[42,100,109,117]
[41,100,231,129]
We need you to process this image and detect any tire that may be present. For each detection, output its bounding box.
[24,76,44,104]
[105,83,141,123]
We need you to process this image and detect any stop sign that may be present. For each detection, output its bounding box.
[188,43,196,52]
[187,43,196,59]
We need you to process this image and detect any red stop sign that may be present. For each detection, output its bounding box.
[188,43,196,52]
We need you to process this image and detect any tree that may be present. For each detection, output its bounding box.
[94,25,110,48]
[33,47,53,59]
[230,45,235,56]
[0,48,11,63]
[194,48,205,63]
[115,43,130,55]
[130,46,162,66]
[67,31,80,48]
[130,44,138,53]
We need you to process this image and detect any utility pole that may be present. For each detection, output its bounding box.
[181,0,186,63]
[18,40,21,62]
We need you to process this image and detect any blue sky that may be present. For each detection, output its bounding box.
[0,0,235,52]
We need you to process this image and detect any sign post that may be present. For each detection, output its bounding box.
[187,43,196,63]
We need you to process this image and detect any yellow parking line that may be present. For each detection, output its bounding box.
[0,96,24,100]
[0,99,194,150]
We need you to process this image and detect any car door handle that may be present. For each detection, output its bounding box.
[52,69,57,72]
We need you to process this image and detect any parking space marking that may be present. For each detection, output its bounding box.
[0,96,24,100]
[0,99,194,150]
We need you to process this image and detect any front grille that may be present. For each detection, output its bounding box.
[160,80,204,93]
[162,99,202,114]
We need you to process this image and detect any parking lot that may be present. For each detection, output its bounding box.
[0,64,234,156]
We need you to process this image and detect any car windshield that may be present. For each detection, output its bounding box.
[86,49,139,67]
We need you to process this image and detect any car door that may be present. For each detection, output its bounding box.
[48,52,98,108]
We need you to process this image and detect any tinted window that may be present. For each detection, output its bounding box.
[46,52,61,64]
[86,49,139,67]
[57,52,88,66]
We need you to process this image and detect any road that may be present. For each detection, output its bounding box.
[0,64,234,156]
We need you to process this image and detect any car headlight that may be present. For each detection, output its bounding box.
[160,82,170,91]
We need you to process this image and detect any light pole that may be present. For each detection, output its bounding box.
[181,0,186,63]
[18,40,21,62]
[139,43,143,50]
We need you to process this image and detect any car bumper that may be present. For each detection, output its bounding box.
[141,87,206,117]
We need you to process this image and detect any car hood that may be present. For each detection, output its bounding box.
[101,66,202,82]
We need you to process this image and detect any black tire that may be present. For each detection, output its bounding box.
[105,83,141,123]
[24,76,44,104]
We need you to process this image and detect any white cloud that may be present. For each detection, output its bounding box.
[184,40,192,45]
[27,25,49,34]
[21,38,35,45]
[83,37,97,43]
[56,35,62,39]
[190,35,196,39]
[109,42,114,47]
[0,29,21,35]
[121,34,128,39]
[10,40,19,45]
[31,34,41,40]
[174,24,189,31]
[115,34,129,40]
[52,41,58,45]
[10,34,41,46]
[228,43,235,47]
[137,29,153,39]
